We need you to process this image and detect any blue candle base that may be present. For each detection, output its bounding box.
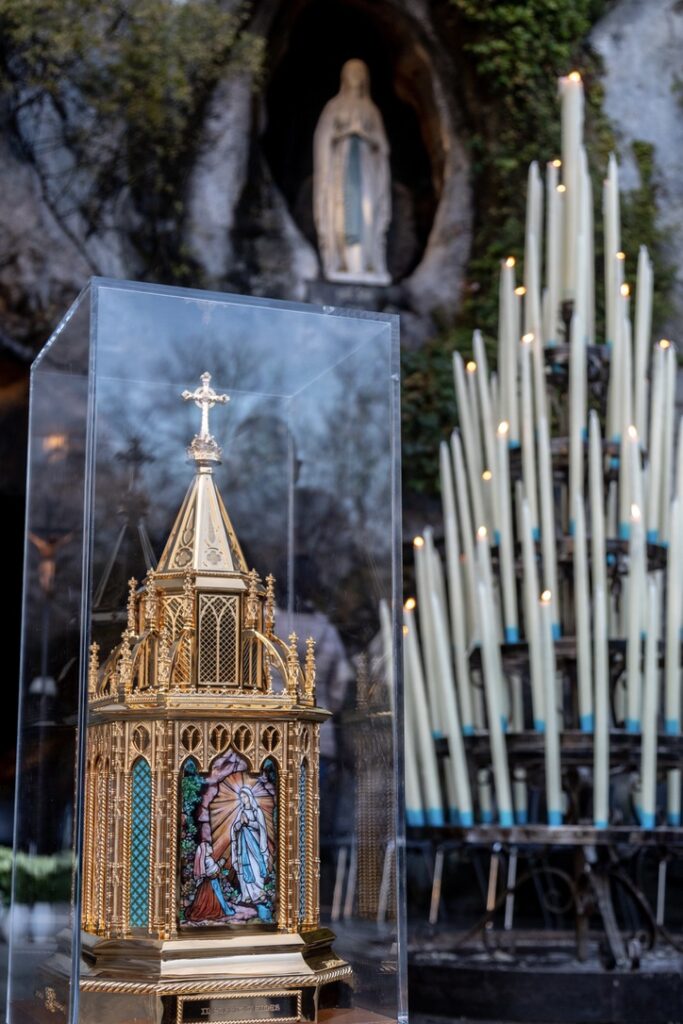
[463,724,475,736]
[459,810,474,826]
[552,623,561,640]
[534,719,546,733]
[515,810,528,825]
[432,730,444,740]
[640,811,655,829]
[667,813,682,827]
[548,810,563,826]
[665,719,680,736]
[425,808,445,827]
[494,530,501,545]
[618,522,630,540]
[505,626,520,643]
[625,718,641,734]
[481,810,494,824]
[580,714,594,732]
[501,715,509,733]
[532,527,540,541]
[594,819,609,829]
[647,529,659,543]
[407,809,425,827]
[508,440,521,451]
[499,810,514,827]
[568,520,575,537]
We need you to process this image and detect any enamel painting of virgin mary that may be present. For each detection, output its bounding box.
[180,750,277,926]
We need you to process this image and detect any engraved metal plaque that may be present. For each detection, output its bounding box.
[177,990,301,1024]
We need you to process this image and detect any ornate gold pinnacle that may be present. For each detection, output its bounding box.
[88,642,100,696]
[287,632,299,695]
[181,573,194,627]
[245,568,260,629]
[118,632,133,696]
[304,637,316,705]
[265,574,276,636]
[126,577,137,635]
[144,571,159,632]
[157,620,172,692]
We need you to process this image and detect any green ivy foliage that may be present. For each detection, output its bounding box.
[402,0,673,499]
[0,0,263,280]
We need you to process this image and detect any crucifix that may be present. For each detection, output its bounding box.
[182,371,230,440]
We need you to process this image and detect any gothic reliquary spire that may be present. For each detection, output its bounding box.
[78,372,348,1023]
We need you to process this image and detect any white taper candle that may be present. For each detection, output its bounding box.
[573,496,593,731]
[521,498,545,730]
[404,602,444,825]
[431,591,474,826]
[540,590,563,824]
[496,420,519,642]
[640,579,660,828]
[665,498,682,735]
[476,580,514,825]
[593,582,610,827]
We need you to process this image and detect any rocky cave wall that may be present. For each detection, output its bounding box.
[0,0,473,356]
[591,0,683,342]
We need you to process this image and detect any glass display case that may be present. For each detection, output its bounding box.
[7,279,405,1024]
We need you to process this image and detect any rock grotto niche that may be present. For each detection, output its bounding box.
[263,0,442,287]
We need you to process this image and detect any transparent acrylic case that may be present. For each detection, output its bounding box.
[7,279,405,1024]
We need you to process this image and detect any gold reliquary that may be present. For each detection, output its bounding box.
[74,373,351,1023]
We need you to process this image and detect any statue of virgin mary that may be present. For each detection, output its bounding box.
[230,786,272,921]
[313,59,391,285]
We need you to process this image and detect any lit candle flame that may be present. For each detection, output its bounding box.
[620,283,630,297]
[540,589,552,604]
[568,70,582,82]
[497,420,510,437]
[659,338,671,349]
[557,184,567,194]
[477,526,488,540]
[482,469,493,481]
[616,251,626,261]
[627,424,638,441]
[402,624,409,636]
[522,332,534,345]
[504,256,516,268]
[413,536,425,549]
[514,285,526,297]
[466,360,477,373]
[404,597,416,611]
[630,504,641,522]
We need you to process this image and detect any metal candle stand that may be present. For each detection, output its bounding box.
[405,326,683,1018]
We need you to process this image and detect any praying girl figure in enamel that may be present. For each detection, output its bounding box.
[313,58,391,285]
[231,786,272,919]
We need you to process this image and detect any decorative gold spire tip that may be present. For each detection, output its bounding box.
[181,371,230,466]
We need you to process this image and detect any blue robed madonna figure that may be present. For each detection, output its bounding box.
[230,786,272,920]
[313,59,391,285]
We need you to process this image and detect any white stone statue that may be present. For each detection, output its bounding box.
[313,59,391,285]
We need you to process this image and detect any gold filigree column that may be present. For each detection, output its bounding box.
[82,740,96,933]
[110,723,127,937]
